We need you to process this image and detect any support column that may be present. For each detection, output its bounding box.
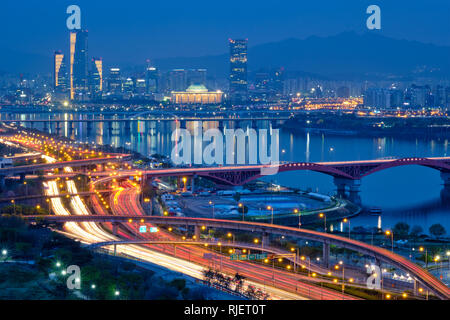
[333,177,361,197]
[191,175,197,193]
[322,242,330,268]
[194,225,200,241]
[0,176,5,190]
[262,232,269,248]
[441,171,450,187]
[112,222,119,236]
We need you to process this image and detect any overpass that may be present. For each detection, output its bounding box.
[46,157,450,192]
[23,214,450,299]
[0,154,131,184]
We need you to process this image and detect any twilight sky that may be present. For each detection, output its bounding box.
[1,0,449,64]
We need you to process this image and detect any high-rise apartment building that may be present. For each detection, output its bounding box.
[69,30,89,100]
[229,39,248,104]
[54,51,67,92]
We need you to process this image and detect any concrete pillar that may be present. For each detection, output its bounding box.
[112,223,119,236]
[194,225,200,241]
[262,232,270,248]
[19,173,26,183]
[179,120,186,129]
[441,171,450,187]
[124,121,131,132]
[322,242,330,268]
[333,178,361,196]
[191,175,197,193]
[218,121,224,132]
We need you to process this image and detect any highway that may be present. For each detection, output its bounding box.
[101,182,357,300]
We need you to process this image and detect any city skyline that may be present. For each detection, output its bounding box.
[1,0,450,74]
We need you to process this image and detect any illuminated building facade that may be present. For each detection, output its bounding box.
[108,68,122,93]
[70,30,89,100]
[89,57,103,97]
[171,84,223,104]
[229,39,248,104]
[53,51,67,92]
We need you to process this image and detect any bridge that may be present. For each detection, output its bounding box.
[1,116,290,132]
[0,154,131,187]
[47,157,450,192]
[23,214,450,299]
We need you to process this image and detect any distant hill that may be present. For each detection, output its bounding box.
[154,32,450,79]
[1,32,450,79]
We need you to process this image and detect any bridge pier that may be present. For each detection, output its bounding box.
[441,172,450,187]
[322,242,330,268]
[333,177,361,197]
[194,225,200,241]
[112,222,119,236]
[0,175,5,190]
[191,175,197,193]
[124,121,131,133]
[262,232,270,248]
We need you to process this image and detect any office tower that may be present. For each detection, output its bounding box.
[108,68,122,93]
[54,51,67,92]
[145,63,159,94]
[229,39,248,104]
[187,69,207,86]
[69,30,89,100]
[89,57,103,97]
[168,69,187,91]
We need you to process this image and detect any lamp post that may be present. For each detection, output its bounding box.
[209,200,215,219]
[238,203,244,221]
[267,206,274,224]
[319,212,326,232]
[419,246,428,268]
[343,218,351,238]
[385,230,394,252]
[294,208,301,228]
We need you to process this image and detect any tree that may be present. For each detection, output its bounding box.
[233,192,241,203]
[429,224,446,238]
[393,222,410,238]
[410,225,423,237]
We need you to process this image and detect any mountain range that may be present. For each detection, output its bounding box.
[1,32,450,79]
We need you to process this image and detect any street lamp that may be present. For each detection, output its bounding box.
[385,230,394,252]
[419,246,428,268]
[342,218,351,238]
[294,208,301,228]
[319,213,327,232]
[267,206,274,224]
[238,203,244,221]
[209,200,215,219]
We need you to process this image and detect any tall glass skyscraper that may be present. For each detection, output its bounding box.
[90,57,103,97]
[229,39,248,104]
[53,51,67,92]
[70,30,89,100]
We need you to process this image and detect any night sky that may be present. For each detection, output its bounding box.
[1,0,449,64]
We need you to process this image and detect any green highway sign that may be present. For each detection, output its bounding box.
[229,253,268,261]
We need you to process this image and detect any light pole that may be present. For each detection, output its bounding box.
[335,261,345,298]
[238,203,244,221]
[343,218,350,238]
[419,246,428,268]
[385,230,394,252]
[319,212,326,232]
[209,200,215,219]
[267,206,274,224]
[294,208,301,228]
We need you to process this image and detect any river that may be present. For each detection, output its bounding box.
[2,111,449,235]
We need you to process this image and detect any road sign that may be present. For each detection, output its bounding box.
[139,225,147,233]
[230,253,268,261]
[149,227,159,233]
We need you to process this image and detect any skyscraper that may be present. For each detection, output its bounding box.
[70,30,89,100]
[229,39,248,104]
[90,57,103,97]
[53,51,67,92]
[145,62,159,94]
